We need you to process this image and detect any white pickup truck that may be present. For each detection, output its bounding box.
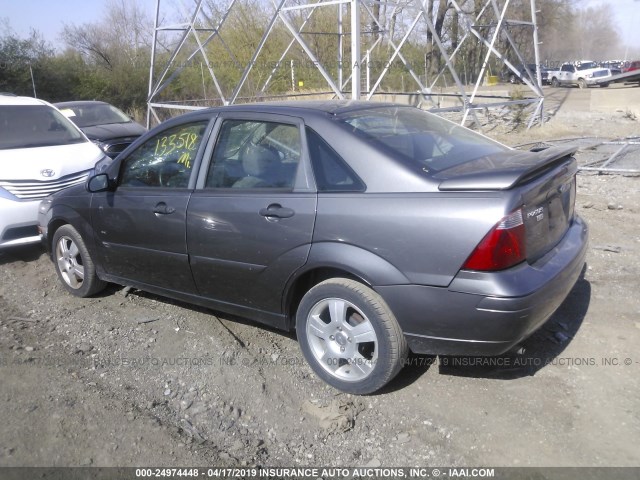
[548,61,612,88]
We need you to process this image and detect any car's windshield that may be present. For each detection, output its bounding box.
[338,106,509,172]
[577,62,598,70]
[0,105,86,150]
[58,103,131,128]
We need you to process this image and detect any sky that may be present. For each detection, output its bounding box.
[1,0,640,54]
[0,0,156,43]
[582,0,640,51]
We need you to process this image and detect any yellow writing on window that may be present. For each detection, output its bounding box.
[177,152,191,169]
[154,132,200,158]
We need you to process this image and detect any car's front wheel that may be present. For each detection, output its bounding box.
[296,278,408,394]
[53,225,106,297]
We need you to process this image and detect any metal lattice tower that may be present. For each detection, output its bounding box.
[147,0,544,129]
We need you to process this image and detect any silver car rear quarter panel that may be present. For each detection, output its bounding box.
[312,193,511,287]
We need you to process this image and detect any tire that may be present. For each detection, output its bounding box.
[52,224,106,297]
[578,78,587,89]
[600,82,610,88]
[551,77,559,88]
[509,74,517,84]
[296,278,408,394]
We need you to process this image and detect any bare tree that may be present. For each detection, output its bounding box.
[573,4,621,59]
[60,0,152,108]
[62,0,152,70]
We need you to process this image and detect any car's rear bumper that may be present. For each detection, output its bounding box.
[376,215,589,356]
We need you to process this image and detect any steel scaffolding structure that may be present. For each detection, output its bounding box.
[147,0,544,128]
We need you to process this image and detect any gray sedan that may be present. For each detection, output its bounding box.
[39,101,588,394]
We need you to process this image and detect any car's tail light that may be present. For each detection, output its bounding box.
[462,209,526,271]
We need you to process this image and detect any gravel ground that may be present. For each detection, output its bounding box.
[1,87,639,471]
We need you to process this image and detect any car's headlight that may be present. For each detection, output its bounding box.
[92,139,110,153]
[0,185,15,200]
[39,197,54,215]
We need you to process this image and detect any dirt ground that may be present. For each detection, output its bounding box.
[1,82,639,471]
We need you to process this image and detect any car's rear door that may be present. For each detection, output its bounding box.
[91,116,213,293]
[187,113,316,316]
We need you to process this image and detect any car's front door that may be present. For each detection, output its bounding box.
[560,64,574,85]
[92,118,212,293]
[187,114,317,316]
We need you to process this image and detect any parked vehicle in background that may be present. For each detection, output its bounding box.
[56,101,146,159]
[599,60,623,76]
[548,61,611,88]
[540,66,551,85]
[502,64,549,86]
[621,60,640,73]
[39,101,588,394]
[0,96,103,249]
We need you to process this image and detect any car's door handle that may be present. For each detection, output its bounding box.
[259,204,295,219]
[153,202,176,215]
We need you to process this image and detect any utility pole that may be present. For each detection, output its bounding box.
[29,64,37,98]
[351,0,361,99]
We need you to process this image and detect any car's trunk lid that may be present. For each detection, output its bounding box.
[435,145,578,263]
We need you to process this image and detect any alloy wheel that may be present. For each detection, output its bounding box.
[56,235,85,289]
[305,297,379,382]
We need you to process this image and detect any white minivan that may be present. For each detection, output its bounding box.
[0,95,104,249]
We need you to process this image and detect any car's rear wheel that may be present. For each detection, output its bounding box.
[53,225,106,297]
[578,78,587,89]
[296,278,408,394]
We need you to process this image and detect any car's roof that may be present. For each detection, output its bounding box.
[0,95,50,107]
[54,100,110,108]
[183,100,414,119]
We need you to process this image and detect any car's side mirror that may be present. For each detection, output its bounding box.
[87,173,113,193]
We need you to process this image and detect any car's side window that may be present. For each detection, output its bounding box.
[119,121,208,188]
[206,119,301,189]
[306,128,365,192]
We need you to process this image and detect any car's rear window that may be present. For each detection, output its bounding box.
[577,62,598,70]
[337,106,509,172]
[0,105,86,150]
[58,103,131,128]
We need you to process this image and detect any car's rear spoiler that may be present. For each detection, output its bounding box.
[437,145,578,191]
